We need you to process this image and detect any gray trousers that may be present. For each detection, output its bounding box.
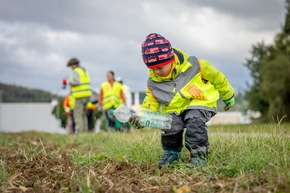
[161,109,213,158]
[74,97,90,133]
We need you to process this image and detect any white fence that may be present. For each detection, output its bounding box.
[0,103,66,134]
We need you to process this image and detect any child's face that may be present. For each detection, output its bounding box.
[152,63,172,77]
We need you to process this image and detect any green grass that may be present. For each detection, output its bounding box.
[0,123,289,192]
[209,122,290,134]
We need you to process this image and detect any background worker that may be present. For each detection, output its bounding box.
[116,77,132,131]
[98,71,126,130]
[66,58,92,134]
[86,101,97,132]
[63,93,75,134]
[130,33,235,168]
[86,90,99,132]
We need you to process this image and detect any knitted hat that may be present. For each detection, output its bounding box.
[141,33,174,68]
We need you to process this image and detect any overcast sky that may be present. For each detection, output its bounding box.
[0,0,286,96]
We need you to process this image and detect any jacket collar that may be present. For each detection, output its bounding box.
[149,47,191,82]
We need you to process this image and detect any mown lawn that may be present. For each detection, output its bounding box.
[0,123,289,192]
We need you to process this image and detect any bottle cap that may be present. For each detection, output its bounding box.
[109,109,114,115]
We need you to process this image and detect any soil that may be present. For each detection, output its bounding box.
[0,133,288,193]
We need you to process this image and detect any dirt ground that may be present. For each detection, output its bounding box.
[1,133,175,193]
[0,133,288,193]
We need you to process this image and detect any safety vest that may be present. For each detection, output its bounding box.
[147,56,220,114]
[68,95,75,110]
[87,102,97,110]
[70,67,91,98]
[63,94,75,114]
[101,81,124,110]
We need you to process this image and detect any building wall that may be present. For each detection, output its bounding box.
[0,103,66,134]
[207,112,250,125]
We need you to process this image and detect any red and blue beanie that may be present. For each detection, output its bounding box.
[141,33,174,69]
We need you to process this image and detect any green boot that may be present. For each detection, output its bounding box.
[158,150,181,168]
[186,157,206,168]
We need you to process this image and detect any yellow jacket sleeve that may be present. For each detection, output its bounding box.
[199,59,234,101]
[141,86,160,112]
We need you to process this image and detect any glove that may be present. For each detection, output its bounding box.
[223,96,235,111]
[128,115,144,129]
[62,79,70,89]
[62,79,67,85]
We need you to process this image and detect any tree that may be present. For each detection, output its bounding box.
[284,0,290,34]
[260,51,290,121]
[0,83,53,102]
[245,0,290,122]
[244,42,270,117]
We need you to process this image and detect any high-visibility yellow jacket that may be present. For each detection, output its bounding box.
[63,94,75,114]
[99,81,124,110]
[87,102,97,110]
[141,48,234,114]
[70,67,91,98]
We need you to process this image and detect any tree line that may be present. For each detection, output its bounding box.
[245,0,290,122]
[0,83,54,102]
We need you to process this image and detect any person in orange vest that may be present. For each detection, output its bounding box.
[63,93,76,134]
[98,71,126,130]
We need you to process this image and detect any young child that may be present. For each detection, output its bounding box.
[129,33,235,168]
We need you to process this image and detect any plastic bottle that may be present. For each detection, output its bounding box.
[110,106,172,130]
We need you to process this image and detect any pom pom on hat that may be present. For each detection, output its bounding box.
[141,33,174,68]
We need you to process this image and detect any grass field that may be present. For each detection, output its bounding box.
[0,123,289,193]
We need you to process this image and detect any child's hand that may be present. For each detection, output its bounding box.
[129,115,144,129]
[224,96,235,111]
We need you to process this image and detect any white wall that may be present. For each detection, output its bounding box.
[0,103,66,134]
[207,112,250,125]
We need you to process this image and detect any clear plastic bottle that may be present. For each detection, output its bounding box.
[110,106,172,130]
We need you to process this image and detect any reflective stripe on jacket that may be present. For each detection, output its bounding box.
[101,81,124,110]
[70,67,91,98]
[142,48,234,115]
